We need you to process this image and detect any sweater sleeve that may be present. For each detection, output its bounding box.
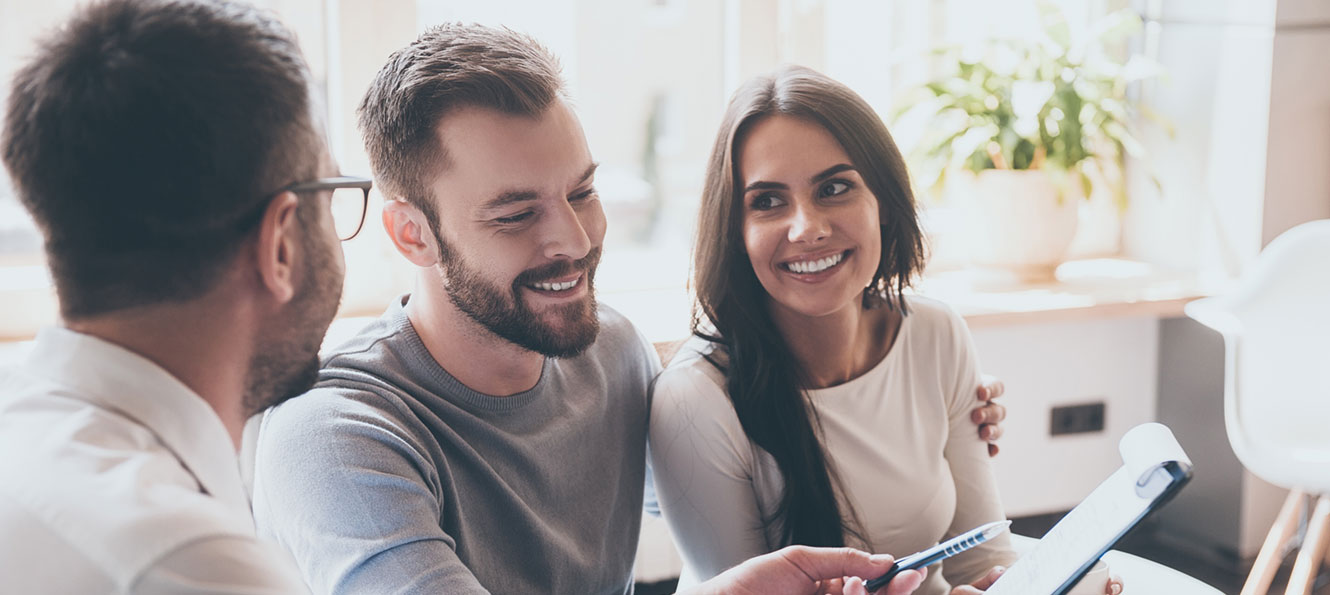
[648,360,776,582]
[251,388,489,595]
[937,308,1021,587]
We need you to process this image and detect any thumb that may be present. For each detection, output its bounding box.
[972,565,1007,590]
[883,568,925,595]
[782,546,897,584]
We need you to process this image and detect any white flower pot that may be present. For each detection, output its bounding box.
[953,169,1080,282]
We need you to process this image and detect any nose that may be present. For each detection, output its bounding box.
[542,200,593,261]
[787,201,830,244]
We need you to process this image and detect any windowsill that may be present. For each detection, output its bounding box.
[919,258,1213,329]
[601,257,1212,343]
[0,258,1213,363]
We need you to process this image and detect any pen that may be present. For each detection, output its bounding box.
[864,520,1012,592]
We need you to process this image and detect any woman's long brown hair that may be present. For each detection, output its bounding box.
[692,65,926,548]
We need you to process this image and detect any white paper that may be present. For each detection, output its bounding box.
[985,423,1189,595]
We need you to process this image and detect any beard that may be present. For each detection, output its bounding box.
[242,210,344,417]
[436,233,601,358]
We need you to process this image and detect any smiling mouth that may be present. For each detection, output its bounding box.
[781,250,850,274]
[526,275,582,293]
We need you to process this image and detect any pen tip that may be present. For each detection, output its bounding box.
[982,520,1013,538]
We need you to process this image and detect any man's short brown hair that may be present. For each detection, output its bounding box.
[357,23,565,230]
[1,0,317,319]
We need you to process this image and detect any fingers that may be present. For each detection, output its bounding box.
[977,374,1005,401]
[972,399,1007,459]
[1106,574,1124,594]
[971,401,1008,426]
[880,568,924,595]
[970,565,1006,590]
[781,546,897,587]
[845,576,869,595]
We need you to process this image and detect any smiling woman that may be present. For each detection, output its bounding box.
[647,65,1022,595]
[737,117,885,324]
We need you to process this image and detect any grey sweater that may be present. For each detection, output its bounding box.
[251,296,659,594]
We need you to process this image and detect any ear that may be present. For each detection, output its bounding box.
[383,199,440,267]
[254,191,301,305]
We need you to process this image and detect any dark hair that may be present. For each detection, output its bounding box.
[693,65,926,548]
[1,0,318,319]
[356,23,564,232]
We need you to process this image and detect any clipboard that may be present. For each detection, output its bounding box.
[985,423,1194,595]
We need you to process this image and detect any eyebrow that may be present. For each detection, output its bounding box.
[480,162,600,211]
[742,163,857,194]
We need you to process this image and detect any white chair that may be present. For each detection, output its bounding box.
[1184,219,1330,595]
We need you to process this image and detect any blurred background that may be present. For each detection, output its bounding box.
[3,0,1329,592]
[2,0,1325,337]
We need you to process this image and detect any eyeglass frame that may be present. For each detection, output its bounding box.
[278,175,373,241]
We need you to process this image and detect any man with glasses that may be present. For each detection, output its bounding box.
[0,0,363,591]
[0,2,932,593]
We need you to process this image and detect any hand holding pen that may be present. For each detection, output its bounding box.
[864,520,1012,592]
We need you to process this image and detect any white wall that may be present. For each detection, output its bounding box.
[971,317,1160,516]
[1262,22,1330,243]
[1122,9,1273,282]
[1125,0,1330,277]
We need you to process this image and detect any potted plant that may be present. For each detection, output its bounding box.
[897,4,1164,281]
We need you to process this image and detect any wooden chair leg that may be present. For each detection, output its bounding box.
[1242,490,1304,595]
[1285,495,1330,595]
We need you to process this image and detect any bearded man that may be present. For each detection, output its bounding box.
[250,22,1001,595]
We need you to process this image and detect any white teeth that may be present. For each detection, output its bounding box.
[531,277,580,292]
[785,252,844,274]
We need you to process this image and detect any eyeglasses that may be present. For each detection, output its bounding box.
[281,176,373,241]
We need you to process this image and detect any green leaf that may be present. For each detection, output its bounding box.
[1036,0,1072,51]
[1121,55,1167,83]
[1088,9,1143,46]
[896,0,1168,207]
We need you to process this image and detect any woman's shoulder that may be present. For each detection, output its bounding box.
[901,295,970,338]
[660,336,726,383]
[652,337,735,414]
[902,294,964,325]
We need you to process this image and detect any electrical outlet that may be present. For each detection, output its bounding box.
[1049,402,1106,436]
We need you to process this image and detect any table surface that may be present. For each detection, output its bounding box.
[1010,534,1225,594]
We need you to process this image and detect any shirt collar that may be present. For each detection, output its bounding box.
[23,326,252,515]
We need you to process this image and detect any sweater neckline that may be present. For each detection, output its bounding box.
[806,310,911,399]
[389,295,550,413]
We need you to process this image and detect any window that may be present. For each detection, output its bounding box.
[0,0,1139,339]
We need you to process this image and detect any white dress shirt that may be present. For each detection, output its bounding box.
[0,327,308,594]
